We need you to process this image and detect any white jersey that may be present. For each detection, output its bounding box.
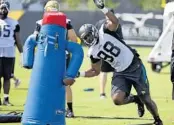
[0,46,15,57]
[0,17,18,47]
[88,24,134,72]
[0,17,18,57]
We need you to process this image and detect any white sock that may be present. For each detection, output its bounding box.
[4,94,9,98]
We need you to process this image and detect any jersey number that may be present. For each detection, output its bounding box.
[0,25,10,38]
[97,41,121,62]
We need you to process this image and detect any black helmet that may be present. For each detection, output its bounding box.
[79,24,99,47]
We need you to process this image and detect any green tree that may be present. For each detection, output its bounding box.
[62,0,119,10]
[131,0,163,11]
[66,0,81,9]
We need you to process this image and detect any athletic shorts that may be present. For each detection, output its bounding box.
[111,56,149,96]
[101,60,114,72]
[0,57,15,80]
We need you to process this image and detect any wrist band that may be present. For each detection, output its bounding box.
[101,7,109,14]
[80,71,85,77]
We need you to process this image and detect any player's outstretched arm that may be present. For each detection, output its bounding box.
[78,61,101,78]
[93,0,119,31]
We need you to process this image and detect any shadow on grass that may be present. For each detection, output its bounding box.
[128,123,153,125]
[15,88,28,90]
[159,72,170,75]
[74,116,153,121]
[0,109,23,112]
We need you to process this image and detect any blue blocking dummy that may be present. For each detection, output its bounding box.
[22,12,84,125]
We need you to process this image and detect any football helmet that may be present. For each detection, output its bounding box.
[44,0,60,12]
[79,24,99,47]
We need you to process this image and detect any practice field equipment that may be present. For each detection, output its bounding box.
[147,1,174,73]
[22,12,84,125]
[83,88,94,92]
[0,112,22,123]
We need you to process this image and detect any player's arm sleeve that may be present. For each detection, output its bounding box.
[103,22,119,33]
[14,24,23,53]
[103,23,123,40]
[116,24,123,39]
[14,24,20,32]
[90,55,100,64]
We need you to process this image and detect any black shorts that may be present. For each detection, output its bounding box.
[0,57,15,80]
[111,56,149,96]
[101,60,114,72]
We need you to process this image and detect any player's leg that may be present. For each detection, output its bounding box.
[99,72,107,98]
[134,64,163,124]
[65,52,74,118]
[0,79,1,105]
[170,50,174,100]
[66,86,74,118]
[111,58,145,117]
[2,57,14,106]
[100,61,114,99]
[11,58,21,88]
[111,75,143,110]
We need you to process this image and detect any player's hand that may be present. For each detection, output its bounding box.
[63,78,75,86]
[93,0,105,9]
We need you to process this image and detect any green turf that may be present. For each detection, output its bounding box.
[1,47,174,125]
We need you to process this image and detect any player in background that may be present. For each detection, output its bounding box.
[11,45,21,88]
[0,0,23,106]
[78,0,163,124]
[95,9,123,99]
[168,0,174,100]
[33,0,79,118]
[171,33,174,100]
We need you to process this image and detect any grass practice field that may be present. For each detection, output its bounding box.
[1,47,174,125]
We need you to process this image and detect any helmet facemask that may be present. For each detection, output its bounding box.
[80,24,99,47]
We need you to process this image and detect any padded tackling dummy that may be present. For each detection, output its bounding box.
[22,12,84,125]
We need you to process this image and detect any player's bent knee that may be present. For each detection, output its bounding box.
[113,99,122,105]
[112,93,125,105]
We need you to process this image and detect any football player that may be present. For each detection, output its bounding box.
[95,9,123,99]
[78,0,163,124]
[0,0,23,106]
